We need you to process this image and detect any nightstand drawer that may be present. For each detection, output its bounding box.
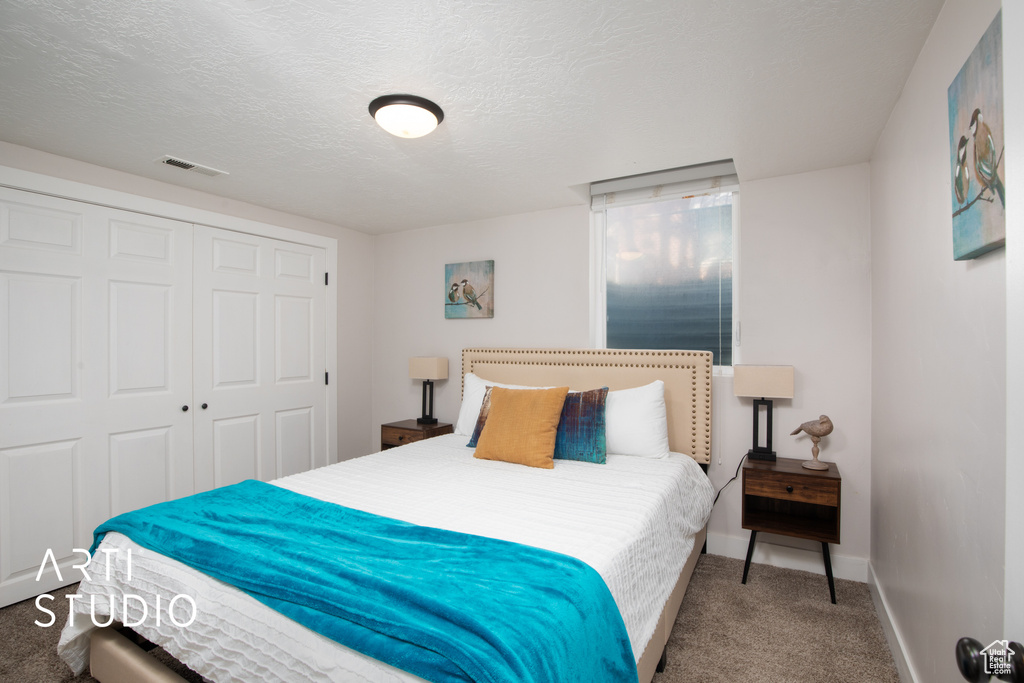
[744,475,839,507]
[381,426,426,447]
[380,420,454,450]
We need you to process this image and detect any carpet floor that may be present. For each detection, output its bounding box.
[655,554,899,683]
[0,554,898,683]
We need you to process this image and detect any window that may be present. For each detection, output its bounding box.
[590,162,737,366]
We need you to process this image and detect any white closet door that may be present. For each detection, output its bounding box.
[193,226,327,492]
[0,188,193,606]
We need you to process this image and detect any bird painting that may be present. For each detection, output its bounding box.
[954,135,970,205]
[970,108,1005,207]
[947,12,1004,260]
[791,415,834,470]
[444,260,493,319]
[461,279,482,310]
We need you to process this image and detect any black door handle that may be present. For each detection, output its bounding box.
[181,405,189,412]
[201,403,208,410]
[957,636,1023,682]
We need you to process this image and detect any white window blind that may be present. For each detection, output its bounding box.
[590,161,737,366]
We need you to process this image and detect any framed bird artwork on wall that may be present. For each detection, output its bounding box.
[444,260,494,318]
[947,10,1004,261]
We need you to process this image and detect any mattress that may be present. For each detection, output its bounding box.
[59,434,714,682]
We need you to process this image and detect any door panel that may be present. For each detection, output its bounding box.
[109,282,171,394]
[194,226,327,492]
[275,249,313,281]
[2,273,79,401]
[1,200,82,253]
[277,406,313,478]
[109,220,174,263]
[0,440,77,586]
[213,414,260,486]
[212,290,259,386]
[0,187,193,606]
[213,236,259,274]
[276,295,312,382]
[109,427,171,516]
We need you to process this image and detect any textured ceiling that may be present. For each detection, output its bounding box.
[0,0,943,234]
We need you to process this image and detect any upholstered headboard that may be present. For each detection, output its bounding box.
[461,348,712,464]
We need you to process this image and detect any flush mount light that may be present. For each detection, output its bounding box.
[368,94,444,138]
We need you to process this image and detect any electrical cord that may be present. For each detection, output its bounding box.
[712,454,747,506]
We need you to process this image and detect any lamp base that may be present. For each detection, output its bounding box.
[746,448,777,462]
[417,379,437,425]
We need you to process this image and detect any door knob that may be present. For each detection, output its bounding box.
[957,636,1023,682]
[181,405,189,412]
[201,403,208,410]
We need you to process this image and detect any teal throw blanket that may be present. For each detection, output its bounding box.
[91,480,637,683]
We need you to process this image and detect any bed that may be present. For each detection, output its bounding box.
[58,348,714,683]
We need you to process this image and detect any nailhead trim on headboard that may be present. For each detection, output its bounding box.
[460,348,713,464]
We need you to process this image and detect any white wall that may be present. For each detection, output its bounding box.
[369,164,875,580]
[370,205,592,442]
[0,141,377,460]
[1003,0,1024,644]
[869,0,1008,680]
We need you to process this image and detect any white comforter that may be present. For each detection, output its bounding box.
[59,435,713,681]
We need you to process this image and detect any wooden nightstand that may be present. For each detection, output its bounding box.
[380,420,454,450]
[741,456,842,603]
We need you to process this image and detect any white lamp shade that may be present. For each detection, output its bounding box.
[733,365,794,399]
[374,103,440,138]
[409,357,448,381]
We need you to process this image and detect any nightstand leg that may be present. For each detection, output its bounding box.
[741,530,757,584]
[822,542,836,604]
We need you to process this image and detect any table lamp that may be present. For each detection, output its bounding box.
[733,365,794,461]
[409,357,448,425]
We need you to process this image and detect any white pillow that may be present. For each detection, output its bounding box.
[605,380,670,458]
[454,373,553,436]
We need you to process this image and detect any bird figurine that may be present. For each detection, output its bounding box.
[969,108,1005,208]
[447,282,460,304]
[791,415,834,470]
[954,135,970,205]
[461,279,482,310]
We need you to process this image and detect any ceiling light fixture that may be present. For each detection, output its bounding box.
[369,94,444,139]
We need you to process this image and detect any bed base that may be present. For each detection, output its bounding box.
[636,525,706,683]
[89,626,185,683]
[88,525,707,683]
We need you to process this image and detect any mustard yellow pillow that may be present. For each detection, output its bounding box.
[473,386,570,469]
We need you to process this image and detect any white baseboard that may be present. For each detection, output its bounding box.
[867,562,920,683]
[706,531,868,582]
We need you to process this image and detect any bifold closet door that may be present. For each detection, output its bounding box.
[192,226,327,492]
[0,188,193,606]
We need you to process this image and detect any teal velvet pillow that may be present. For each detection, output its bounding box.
[466,386,494,448]
[553,387,609,464]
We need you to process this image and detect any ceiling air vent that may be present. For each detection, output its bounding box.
[157,155,229,178]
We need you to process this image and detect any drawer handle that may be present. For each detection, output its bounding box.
[398,435,405,441]
[786,485,794,493]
